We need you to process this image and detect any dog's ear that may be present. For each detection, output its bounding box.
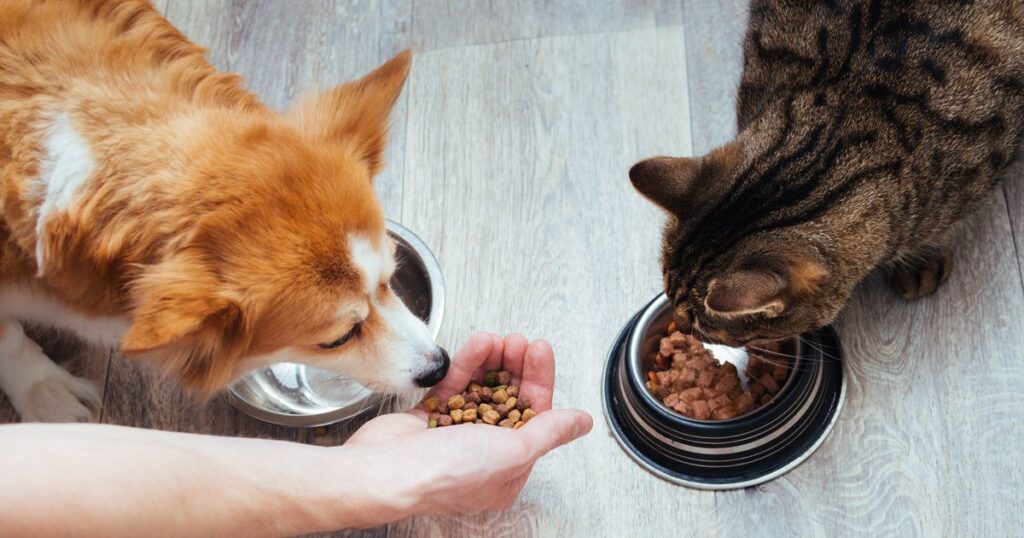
[289,50,412,175]
[121,254,249,392]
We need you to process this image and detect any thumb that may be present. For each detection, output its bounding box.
[520,408,593,459]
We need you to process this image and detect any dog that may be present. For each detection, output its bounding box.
[0,0,449,422]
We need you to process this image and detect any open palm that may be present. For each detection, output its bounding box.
[345,332,592,516]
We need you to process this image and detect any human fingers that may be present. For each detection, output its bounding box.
[426,332,495,400]
[518,339,555,411]
[472,333,506,383]
[518,408,593,460]
[497,333,529,381]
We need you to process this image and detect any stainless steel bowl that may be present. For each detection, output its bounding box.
[603,294,846,489]
[228,220,444,427]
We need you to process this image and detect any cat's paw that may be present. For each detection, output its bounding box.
[18,373,101,423]
[889,247,954,300]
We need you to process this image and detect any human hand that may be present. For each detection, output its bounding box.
[344,332,592,520]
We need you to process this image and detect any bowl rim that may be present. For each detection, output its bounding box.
[602,301,847,489]
[387,220,445,339]
[226,219,445,427]
[626,293,801,427]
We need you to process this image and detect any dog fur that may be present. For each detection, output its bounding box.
[0,0,446,421]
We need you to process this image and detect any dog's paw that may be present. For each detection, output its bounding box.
[19,373,101,423]
[889,246,954,300]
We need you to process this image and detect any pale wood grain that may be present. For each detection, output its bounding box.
[392,24,701,537]
[411,0,681,51]
[377,0,415,219]
[3,1,1022,537]
[681,0,749,154]
[656,0,685,27]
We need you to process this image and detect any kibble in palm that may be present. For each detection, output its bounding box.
[422,369,538,429]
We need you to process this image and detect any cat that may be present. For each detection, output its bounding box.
[630,0,1024,346]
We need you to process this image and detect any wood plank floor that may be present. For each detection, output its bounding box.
[2,1,1023,536]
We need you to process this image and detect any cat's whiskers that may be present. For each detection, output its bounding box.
[742,366,777,394]
[795,336,843,362]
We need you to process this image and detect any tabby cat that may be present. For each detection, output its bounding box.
[630,0,1024,345]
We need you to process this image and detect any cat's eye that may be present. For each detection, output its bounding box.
[318,322,363,350]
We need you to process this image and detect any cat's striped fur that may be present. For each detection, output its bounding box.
[631,0,1024,345]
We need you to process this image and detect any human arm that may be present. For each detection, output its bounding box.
[0,332,591,536]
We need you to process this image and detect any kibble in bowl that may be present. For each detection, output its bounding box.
[645,323,792,421]
[421,370,538,429]
[602,293,846,490]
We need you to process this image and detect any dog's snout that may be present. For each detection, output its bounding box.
[413,347,450,388]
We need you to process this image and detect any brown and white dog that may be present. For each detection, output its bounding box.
[0,0,449,422]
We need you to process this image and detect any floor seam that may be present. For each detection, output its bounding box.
[411,22,688,55]
[679,0,697,157]
[1001,183,1024,300]
[98,348,114,423]
[397,0,415,226]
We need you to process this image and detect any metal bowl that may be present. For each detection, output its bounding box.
[228,220,444,427]
[603,294,846,489]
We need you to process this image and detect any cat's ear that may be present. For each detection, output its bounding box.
[629,142,740,215]
[705,270,788,317]
[705,258,828,318]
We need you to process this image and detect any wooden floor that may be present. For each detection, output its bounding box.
[2,1,1023,536]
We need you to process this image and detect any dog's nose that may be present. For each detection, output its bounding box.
[414,347,450,388]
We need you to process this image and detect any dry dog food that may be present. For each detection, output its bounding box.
[422,370,537,429]
[646,323,791,420]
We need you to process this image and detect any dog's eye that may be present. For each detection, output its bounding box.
[319,322,362,350]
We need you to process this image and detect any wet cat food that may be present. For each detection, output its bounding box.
[646,323,791,420]
[423,370,537,429]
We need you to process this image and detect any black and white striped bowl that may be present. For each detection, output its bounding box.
[602,294,846,490]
